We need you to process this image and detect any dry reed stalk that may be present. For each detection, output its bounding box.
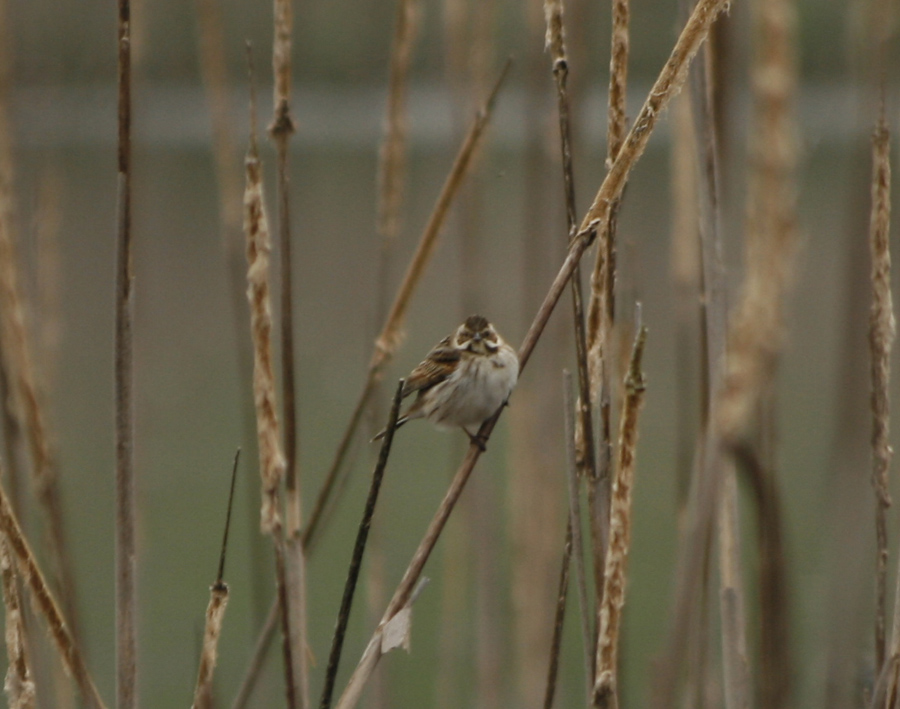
[544,0,601,601]
[243,54,306,708]
[268,11,311,700]
[115,0,137,705]
[1,537,34,709]
[303,60,511,550]
[564,370,595,701]
[269,0,301,533]
[593,325,646,709]
[0,473,105,708]
[191,451,239,709]
[869,113,893,675]
[244,98,286,537]
[584,0,629,520]
[319,382,403,709]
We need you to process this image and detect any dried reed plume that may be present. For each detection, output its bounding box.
[869,114,894,675]
[1,538,34,709]
[304,60,511,549]
[244,106,286,535]
[0,473,105,709]
[593,324,647,709]
[115,0,137,704]
[191,585,229,709]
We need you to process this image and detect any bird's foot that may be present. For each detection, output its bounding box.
[464,429,488,452]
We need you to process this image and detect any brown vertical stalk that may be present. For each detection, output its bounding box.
[243,51,303,708]
[115,0,137,705]
[269,0,300,533]
[0,472,106,708]
[544,0,601,618]
[869,113,893,674]
[593,325,647,709]
[1,537,34,709]
[269,0,310,705]
[303,61,510,550]
[585,0,630,585]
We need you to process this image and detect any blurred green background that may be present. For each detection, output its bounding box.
[2,0,898,706]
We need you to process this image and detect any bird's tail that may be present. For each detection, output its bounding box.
[371,416,409,443]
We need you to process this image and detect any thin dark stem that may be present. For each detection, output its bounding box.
[217,449,241,585]
[115,0,136,705]
[319,380,404,709]
[543,518,572,709]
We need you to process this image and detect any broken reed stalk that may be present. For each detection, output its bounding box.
[593,324,647,709]
[1,536,34,709]
[653,0,797,701]
[191,451,240,709]
[333,11,731,701]
[869,112,893,675]
[115,0,137,705]
[243,51,304,708]
[543,518,573,709]
[0,473,106,708]
[319,381,403,709]
[544,0,602,614]
[564,370,596,700]
[303,59,511,550]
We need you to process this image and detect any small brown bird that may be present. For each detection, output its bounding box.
[375,315,519,448]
